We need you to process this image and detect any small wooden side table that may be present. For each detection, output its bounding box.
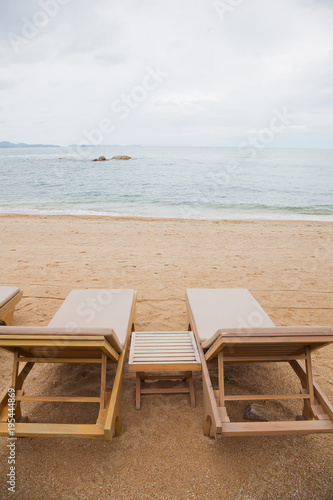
[129,331,201,409]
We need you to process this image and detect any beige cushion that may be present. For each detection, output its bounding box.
[0,325,116,340]
[48,289,135,352]
[186,288,275,348]
[0,287,20,309]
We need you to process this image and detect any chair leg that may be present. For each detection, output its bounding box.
[188,373,195,408]
[11,349,23,421]
[0,351,33,423]
[305,347,315,406]
[100,353,107,411]
[2,308,15,326]
[136,373,141,410]
[11,350,19,389]
[218,350,225,407]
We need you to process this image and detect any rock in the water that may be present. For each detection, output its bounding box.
[111,155,131,160]
[92,156,108,162]
[243,403,271,422]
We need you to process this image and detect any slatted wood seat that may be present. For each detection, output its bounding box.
[186,288,333,438]
[129,331,201,409]
[0,289,136,440]
[0,287,22,326]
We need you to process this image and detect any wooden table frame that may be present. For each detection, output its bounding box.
[129,332,201,409]
[187,306,333,438]
[0,298,136,440]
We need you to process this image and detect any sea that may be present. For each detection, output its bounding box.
[1,146,332,220]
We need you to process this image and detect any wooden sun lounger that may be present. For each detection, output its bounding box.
[186,288,333,438]
[0,287,23,326]
[0,289,136,440]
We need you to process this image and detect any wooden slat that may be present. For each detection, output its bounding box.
[0,335,106,341]
[221,420,333,436]
[133,360,197,364]
[129,362,201,372]
[0,339,119,363]
[133,355,197,359]
[135,341,193,344]
[0,422,105,439]
[135,331,191,335]
[205,336,333,362]
[18,357,103,364]
[136,337,191,340]
[135,344,193,347]
[16,396,100,403]
[216,327,333,337]
[143,374,191,380]
[134,348,195,353]
[223,355,307,362]
[141,387,190,394]
[222,394,310,401]
[130,330,201,367]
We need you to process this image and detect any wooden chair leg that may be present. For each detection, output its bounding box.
[104,318,135,440]
[96,354,108,425]
[299,347,317,420]
[304,348,327,420]
[11,349,23,421]
[191,329,222,438]
[100,353,107,411]
[136,373,141,410]
[11,349,19,389]
[4,308,15,325]
[305,348,315,406]
[218,350,225,407]
[188,373,195,408]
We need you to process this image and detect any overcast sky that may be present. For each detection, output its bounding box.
[0,0,332,148]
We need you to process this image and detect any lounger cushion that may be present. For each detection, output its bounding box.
[0,287,20,309]
[48,289,135,352]
[186,288,275,348]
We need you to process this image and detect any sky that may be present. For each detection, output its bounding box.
[0,0,332,148]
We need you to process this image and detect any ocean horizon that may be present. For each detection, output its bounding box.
[1,146,332,221]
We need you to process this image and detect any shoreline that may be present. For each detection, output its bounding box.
[1,212,333,225]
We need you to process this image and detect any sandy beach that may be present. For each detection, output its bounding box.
[0,213,332,499]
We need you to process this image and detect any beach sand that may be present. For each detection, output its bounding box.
[0,214,332,499]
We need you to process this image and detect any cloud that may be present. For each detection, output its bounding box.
[0,77,17,91]
[93,51,127,66]
[0,0,332,147]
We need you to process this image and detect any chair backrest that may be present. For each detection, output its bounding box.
[48,289,136,350]
[186,288,275,348]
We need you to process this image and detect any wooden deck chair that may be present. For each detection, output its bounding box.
[0,287,23,326]
[186,288,333,438]
[0,289,136,440]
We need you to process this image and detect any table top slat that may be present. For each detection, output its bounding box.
[130,331,201,369]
